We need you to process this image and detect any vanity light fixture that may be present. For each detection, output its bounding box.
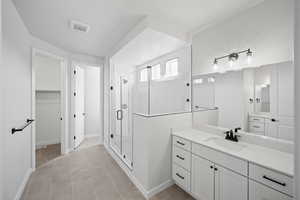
[213,48,253,68]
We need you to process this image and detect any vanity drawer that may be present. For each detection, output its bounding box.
[173,145,191,171]
[249,122,265,133]
[249,180,292,200]
[173,136,191,151]
[249,116,265,123]
[172,164,190,192]
[192,143,248,176]
[249,163,293,196]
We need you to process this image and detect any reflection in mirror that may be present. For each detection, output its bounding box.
[192,74,216,111]
[254,66,271,113]
[192,61,294,141]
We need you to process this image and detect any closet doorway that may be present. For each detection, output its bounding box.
[31,49,68,168]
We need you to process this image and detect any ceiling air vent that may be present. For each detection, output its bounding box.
[70,20,90,33]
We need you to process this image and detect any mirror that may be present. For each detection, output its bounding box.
[254,66,271,113]
[192,61,294,141]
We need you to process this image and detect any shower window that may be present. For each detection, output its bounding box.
[140,68,148,82]
[151,64,161,80]
[165,58,178,77]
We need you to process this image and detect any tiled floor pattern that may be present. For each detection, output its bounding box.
[77,136,102,150]
[36,143,61,168]
[22,145,194,200]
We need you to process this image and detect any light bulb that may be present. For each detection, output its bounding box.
[247,49,253,65]
[247,56,252,65]
[229,60,234,67]
[213,63,218,70]
[213,59,218,70]
[208,77,215,83]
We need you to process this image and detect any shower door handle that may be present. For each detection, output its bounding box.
[116,110,123,120]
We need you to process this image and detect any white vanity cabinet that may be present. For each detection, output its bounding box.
[214,165,248,200]
[249,180,292,200]
[172,135,293,200]
[191,155,214,200]
[191,155,247,200]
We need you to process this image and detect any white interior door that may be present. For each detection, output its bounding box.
[110,76,122,154]
[74,65,85,148]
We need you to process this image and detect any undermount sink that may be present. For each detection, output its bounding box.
[204,137,247,152]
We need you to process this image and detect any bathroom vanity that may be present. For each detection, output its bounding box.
[172,129,293,200]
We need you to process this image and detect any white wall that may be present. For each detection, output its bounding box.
[103,58,110,145]
[84,66,101,137]
[0,0,3,198]
[36,92,61,147]
[34,54,61,91]
[193,110,218,130]
[215,71,244,129]
[295,1,299,199]
[192,0,294,75]
[2,0,32,199]
[133,113,192,197]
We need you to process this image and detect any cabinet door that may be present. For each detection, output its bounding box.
[215,165,248,200]
[191,155,214,200]
[249,180,292,200]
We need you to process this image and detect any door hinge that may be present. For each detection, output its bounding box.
[74,136,76,140]
[110,86,113,90]
[74,92,76,96]
[74,114,76,118]
[74,70,76,75]
[110,134,114,138]
[131,162,133,167]
[123,155,126,159]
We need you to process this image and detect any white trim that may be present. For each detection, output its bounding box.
[104,144,173,199]
[14,168,33,200]
[147,180,174,198]
[31,48,69,170]
[84,134,101,138]
[36,139,61,149]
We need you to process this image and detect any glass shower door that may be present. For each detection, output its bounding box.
[110,73,134,169]
[121,74,134,168]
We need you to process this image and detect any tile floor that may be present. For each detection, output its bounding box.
[36,143,61,167]
[22,145,194,200]
[78,136,102,150]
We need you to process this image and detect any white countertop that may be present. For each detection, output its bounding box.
[172,129,294,177]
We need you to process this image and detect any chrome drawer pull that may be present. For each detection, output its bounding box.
[176,173,184,180]
[262,175,286,186]
[176,141,185,146]
[176,155,185,160]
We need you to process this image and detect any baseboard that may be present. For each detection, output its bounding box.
[36,139,60,149]
[104,144,149,199]
[104,144,173,199]
[84,134,101,138]
[14,168,33,200]
[147,180,174,198]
